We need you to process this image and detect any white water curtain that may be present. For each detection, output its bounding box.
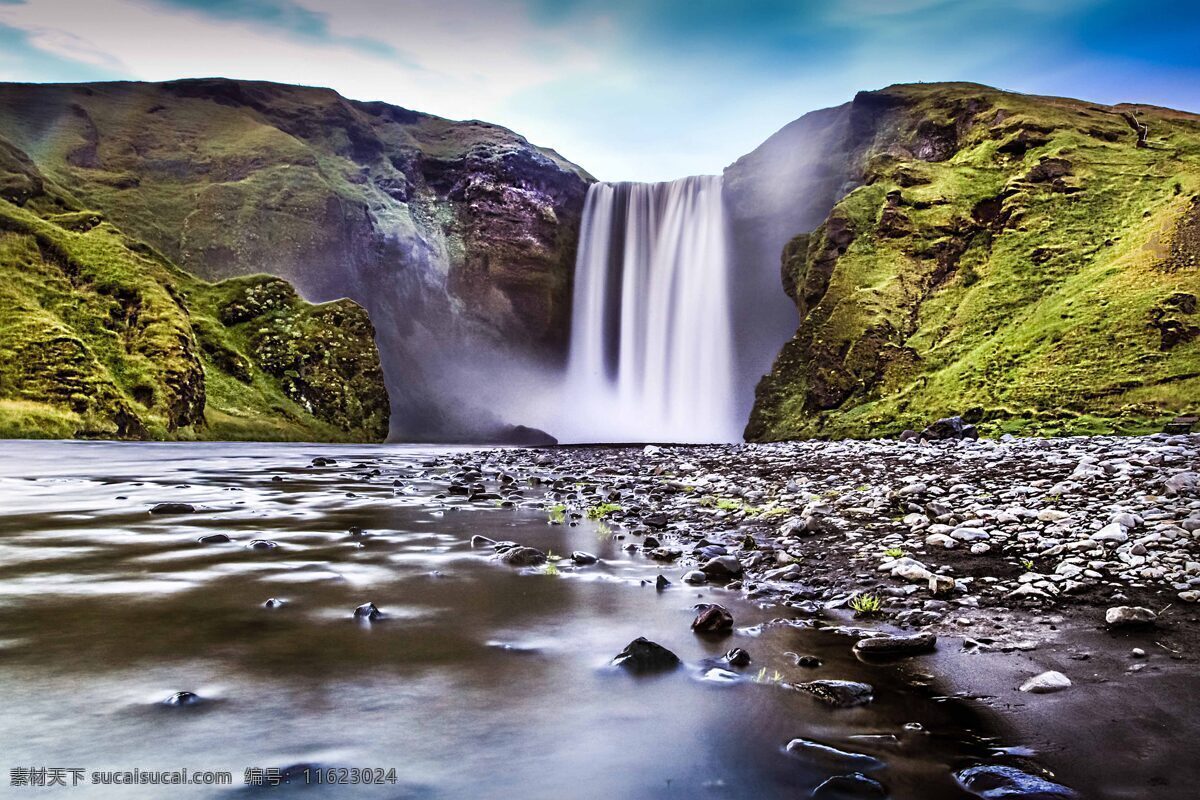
[561,175,739,443]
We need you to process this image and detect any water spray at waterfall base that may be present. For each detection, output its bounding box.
[559,175,741,444]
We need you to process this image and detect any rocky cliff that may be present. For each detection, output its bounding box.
[746,83,1200,440]
[0,79,592,440]
[0,133,388,441]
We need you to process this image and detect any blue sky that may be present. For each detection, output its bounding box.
[1,0,1198,180]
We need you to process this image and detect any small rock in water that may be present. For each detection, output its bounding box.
[1019,670,1072,694]
[784,738,882,769]
[1130,647,1146,658]
[348,526,366,537]
[700,555,743,580]
[682,569,708,585]
[955,764,1075,799]
[643,512,668,530]
[794,654,823,668]
[794,680,874,708]
[1105,606,1157,628]
[246,539,278,550]
[263,598,286,609]
[655,574,670,591]
[354,602,382,621]
[311,457,336,467]
[812,772,887,798]
[724,648,752,667]
[493,546,547,566]
[691,603,734,634]
[149,503,194,515]
[611,637,680,674]
[571,551,598,565]
[853,632,937,657]
[162,691,203,707]
[197,533,231,544]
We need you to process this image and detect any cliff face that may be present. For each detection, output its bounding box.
[0,79,591,440]
[747,83,1200,440]
[0,133,388,442]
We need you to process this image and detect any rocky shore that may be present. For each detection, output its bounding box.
[437,430,1200,798]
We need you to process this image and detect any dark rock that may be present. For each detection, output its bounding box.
[348,526,366,537]
[246,539,278,550]
[795,680,874,707]
[898,429,920,443]
[263,598,286,608]
[493,546,547,566]
[725,648,752,667]
[611,637,680,674]
[448,484,470,495]
[920,416,977,441]
[655,574,670,591]
[354,602,382,620]
[311,457,337,467]
[162,691,203,707]
[700,555,743,580]
[495,425,558,446]
[955,764,1075,799]
[197,533,231,544]
[691,603,734,634]
[571,551,598,565]
[643,512,669,529]
[149,502,195,515]
[813,772,887,798]
[795,654,823,668]
[853,632,937,657]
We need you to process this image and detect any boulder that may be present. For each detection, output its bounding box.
[853,632,937,657]
[955,765,1075,799]
[691,603,734,634]
[493,546,547,566]
[1019,670,1072,694]
[612,637,680,673]
[149,502,195,515]
[794,680,874,708]
[1105,606,1157,628]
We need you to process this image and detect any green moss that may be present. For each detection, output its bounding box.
[0,133,389,442]
[749,83,1200,440]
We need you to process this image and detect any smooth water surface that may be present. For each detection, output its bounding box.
[0,441,1003,798]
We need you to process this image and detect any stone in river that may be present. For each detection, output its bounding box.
[794,680,874,708]
[150,503,194,515]
[682,569,708,585]
[571,551,598,565]
[813,772,887,798]
[197,533,231,544]
[784,738,882,769]
[162,691,203,707]
[246,539,278,550]
[354,602,382,620]
[263,598,286,609]
[348,526,367,537]
[643,512,669,529]
[611,637,680,674]
[1019,670,1072,694]
[724,647,752,667]
[470,535,496,547]
[691,604,733,634]
[493,546,547,566]
[955,764,1076,798]
[700,555,743,580]
[655,574,670,591]
[1105,606,1157,628]
[853,632,937,657]
[311,457,337,467]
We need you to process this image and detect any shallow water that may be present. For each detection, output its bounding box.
[0,441,1012,798]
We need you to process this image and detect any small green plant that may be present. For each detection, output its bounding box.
[547,504,566,524]
[884,547,905,559]
[1021,559,1035,571]
[586,503,621,520]
[543,549,561,575]
[715,498,744,512]
[753,667,785,684]
[849,593,884,616]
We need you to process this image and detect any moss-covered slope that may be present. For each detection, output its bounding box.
[747,83,1200,440]
[0,137,387,441]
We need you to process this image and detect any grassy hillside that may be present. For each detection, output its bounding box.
[0,135,387,441]
[748,83,1200,440]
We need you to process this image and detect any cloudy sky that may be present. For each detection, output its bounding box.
[1,0,1198,180]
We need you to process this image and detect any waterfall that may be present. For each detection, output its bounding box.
[560,175,740,443]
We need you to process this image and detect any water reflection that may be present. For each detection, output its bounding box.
[0,441,1000,798]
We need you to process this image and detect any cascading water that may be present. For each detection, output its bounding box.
[560,175,740,443]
